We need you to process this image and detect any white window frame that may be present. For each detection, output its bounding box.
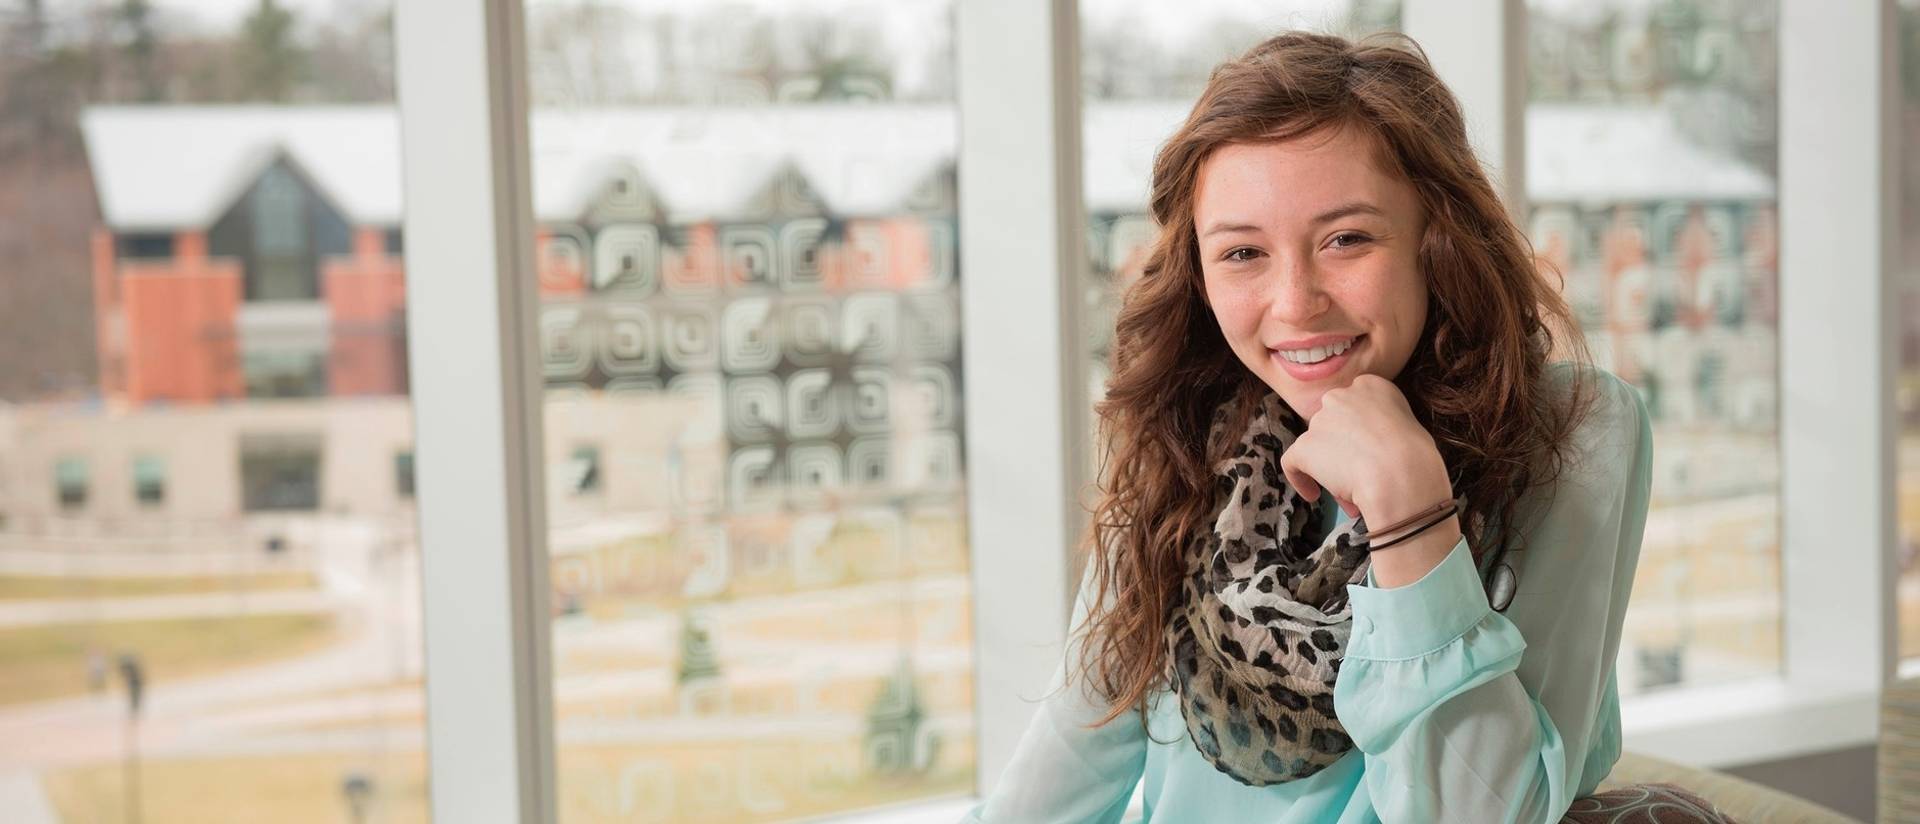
[956,0,1092,800]
[390,0,1902,821]
[395,0,556,822]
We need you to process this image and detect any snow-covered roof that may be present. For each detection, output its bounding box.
[528,107,955,222]
[81,105,957,229]
[80,101,1775,231]
[1525,104,1774,204]
[1085,102,1775,209]
[82,106,405,231]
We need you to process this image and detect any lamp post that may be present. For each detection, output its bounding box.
[340,770,374,824]
[116,652,144,824]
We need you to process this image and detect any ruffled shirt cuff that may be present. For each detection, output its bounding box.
[1343,535,1490,660]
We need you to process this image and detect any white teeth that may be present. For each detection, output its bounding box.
[1278,337,1355,365]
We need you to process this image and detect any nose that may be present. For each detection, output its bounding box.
[1264,257,1330,324]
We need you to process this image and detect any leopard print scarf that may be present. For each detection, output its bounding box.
[1165,391,1373,786]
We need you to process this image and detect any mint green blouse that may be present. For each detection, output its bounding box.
[965,363,1654,823]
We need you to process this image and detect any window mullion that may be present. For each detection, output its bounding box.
[394,0,554,821]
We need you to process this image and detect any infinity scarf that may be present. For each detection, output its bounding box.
[1165,391,1374,786]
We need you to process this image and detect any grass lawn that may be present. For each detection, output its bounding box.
[0,612,338,706]
[558,736,973,823]
[43,749,428,824]
[43,736,967,824]
[0,571,316,601]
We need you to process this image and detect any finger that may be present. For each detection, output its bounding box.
[1336,496,1359,518]
[1280,452,1320,502]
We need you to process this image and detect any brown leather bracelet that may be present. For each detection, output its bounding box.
[1366,496,1459,539]
[1369,504,1459,551]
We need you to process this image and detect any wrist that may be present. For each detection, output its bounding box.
[1367,513,1462,588]
[1360,475,1455,531]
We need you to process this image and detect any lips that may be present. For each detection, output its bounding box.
[1269,334,1364,381]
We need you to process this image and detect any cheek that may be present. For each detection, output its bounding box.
[1348,261,1429,367]
[1202,277,1262,341]
[1344,260,1426,328]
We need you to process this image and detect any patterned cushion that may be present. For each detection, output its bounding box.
[1562,783,1741,823]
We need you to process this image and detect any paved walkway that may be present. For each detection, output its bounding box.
[0,770,58,824]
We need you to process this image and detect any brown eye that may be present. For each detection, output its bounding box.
[1329,232,1372,249]
[1224,247,1262,262]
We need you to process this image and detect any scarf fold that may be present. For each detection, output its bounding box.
[1164,392,1373,786]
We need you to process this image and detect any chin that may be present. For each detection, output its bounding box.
[1269,383,1323,422]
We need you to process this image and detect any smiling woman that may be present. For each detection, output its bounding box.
[964,30,1690,824]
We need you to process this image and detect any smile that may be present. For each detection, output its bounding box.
[1268,335,1365,381]
[1275,336,1359,365]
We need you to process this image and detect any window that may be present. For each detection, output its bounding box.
[1526,0,1781,695]
[1896,0,1920,660]
[564,445,599,496]
[207,160,353,302]
[116,233,176,259]
[0,0,1894,818]
[526,1,972,819]
[54,457,88,510]
[240,435,324,512]
[243,350,329,398]
[133,455,166,506]
[0,4,428,818]
[396,450,416,498]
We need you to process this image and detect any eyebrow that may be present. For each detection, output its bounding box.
[1199,201,1387,238]
[1311,201,1386,224]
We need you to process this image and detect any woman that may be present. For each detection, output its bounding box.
[966,31,1657,823]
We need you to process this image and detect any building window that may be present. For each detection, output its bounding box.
[244,351,328,398]
[54,457,87,510]
[241,435,323,512]
[253,166,313,299]
[132,455,166,506]
[208,159,351,302]
[395,450,415,498]
[385,229,404,256]
[116,233,175,259]
[566,445,600,495]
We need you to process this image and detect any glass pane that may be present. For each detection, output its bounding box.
[132,456,166,506]
[1527,0,1781,694]
[54,458,89,510]
[396,451,416,499]
[1897,0,1920,660]
[524,2,971,821]
[244,350,330,398]
[1079,0,1401,468]
[0,1,429,821]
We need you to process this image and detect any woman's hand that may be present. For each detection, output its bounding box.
[1278,374,1462,587]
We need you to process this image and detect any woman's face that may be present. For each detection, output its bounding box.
[1193,124,1430,422]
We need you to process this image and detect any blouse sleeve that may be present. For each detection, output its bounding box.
[1331,365,1654,823]
[962,564,1149,823]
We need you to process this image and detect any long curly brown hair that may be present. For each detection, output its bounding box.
[1076,31,1600,728]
